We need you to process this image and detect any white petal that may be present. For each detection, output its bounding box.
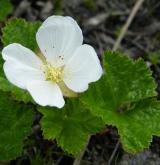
[27,81,65,108]
[2,43,43,69]
[63,44,103,92]
[3,61,45,89]
[36,16,83,67]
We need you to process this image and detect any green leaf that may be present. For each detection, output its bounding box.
[0,92,34,161]
[104,51,157,107]
[38,99,104,155]
[117,99,160,153]
[1,18,41,51]
[81,51,159,153]
[0,0,12,22]
[0,18,41,103]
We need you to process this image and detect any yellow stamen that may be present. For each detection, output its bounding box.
[44,64,63,83]
[43,63,78,98]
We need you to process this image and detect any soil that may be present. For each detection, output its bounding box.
[1,0,160,164]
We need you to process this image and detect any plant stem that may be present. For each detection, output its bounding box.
[73,148,86,165]
[72,137,90,165]
[108,139,121,165]
[113,0,145,51]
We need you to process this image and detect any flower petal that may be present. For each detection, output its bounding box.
[2,43,45,89]
[2,43,43,69]
[36,16,83,67]
[3,61,45,89]
[27,81,65,108]
[63,44,103,92]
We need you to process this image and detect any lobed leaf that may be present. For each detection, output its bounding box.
[1,18,41,51]
[0,92,34,161]
[38,99,104,155]
[118,99,160,153]
[81,51,159,153]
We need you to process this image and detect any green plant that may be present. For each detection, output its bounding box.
[0,16,160,162]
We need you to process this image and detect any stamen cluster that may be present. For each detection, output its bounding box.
[44,64,63,83]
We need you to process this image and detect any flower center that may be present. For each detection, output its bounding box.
[44,64,63,83]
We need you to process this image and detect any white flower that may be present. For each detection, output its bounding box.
[2,16,103,108]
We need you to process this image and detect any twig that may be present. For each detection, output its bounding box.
[108,139,121,165]
[72,138,90,165]
[112,0,145,51]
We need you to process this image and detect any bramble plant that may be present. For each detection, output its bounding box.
[0,13,160,163]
